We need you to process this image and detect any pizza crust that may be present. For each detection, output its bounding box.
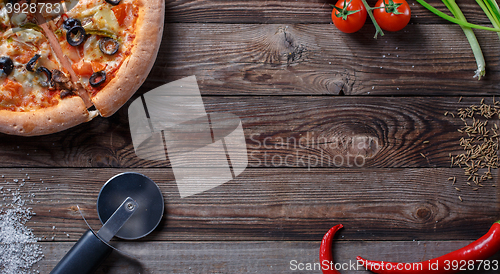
[0,96,96,136]
[91,0,165,117]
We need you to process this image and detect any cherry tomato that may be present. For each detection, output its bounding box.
[373,0,411,32]
[331,0,367,33]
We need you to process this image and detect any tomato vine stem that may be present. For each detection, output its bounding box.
[360,0,385,38]
[331,0,362,20]
[381,0,404,14]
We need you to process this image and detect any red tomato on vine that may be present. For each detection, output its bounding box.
[331,0,368,33]
[373,0,411,32]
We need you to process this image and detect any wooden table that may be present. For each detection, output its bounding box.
[3,0,500,273]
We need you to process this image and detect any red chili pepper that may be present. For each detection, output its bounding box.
[320,224,344,274]
[357,220,500,274]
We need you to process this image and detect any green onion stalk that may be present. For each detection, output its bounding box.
[476,0,500,38]
[415,0,500,79]
[445,0,485,79]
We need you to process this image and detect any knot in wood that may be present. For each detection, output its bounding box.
[416,206,432,220]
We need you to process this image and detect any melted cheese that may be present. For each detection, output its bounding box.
[83,35,120,69]
[15,29,45,44]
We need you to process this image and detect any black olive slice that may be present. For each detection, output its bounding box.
[89,70,106,87]
[99,37,119,55]
[0,56,14,76]
[26,54,41,72]
[66,26,86,46]
[105,0,121,5]
[36,67,52,87]
[62,18,82,30]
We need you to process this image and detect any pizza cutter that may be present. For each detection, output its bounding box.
[50,172,164,274]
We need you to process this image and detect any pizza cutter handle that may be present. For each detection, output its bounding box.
[50,229,113,274]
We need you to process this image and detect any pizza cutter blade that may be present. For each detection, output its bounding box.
[50,172,164,274]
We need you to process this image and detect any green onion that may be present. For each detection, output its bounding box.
[415,0,500,79]
[415,0,500,31]
[475,0,500,39]
[444,0,485,79]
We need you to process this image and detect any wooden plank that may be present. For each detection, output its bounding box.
[2,168,498,241]
[147,23,500,95]
[164,0,494,24]
[37,241,500,273]
[0,96,494,168]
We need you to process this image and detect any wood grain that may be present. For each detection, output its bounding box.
[3,2,500,273]
[0,97,493,168]
[164,0,495,24]
[3,168,497,242]
[37,241,500,274]
[146,23,500,95]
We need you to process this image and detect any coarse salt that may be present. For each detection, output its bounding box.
[0,181,43,274]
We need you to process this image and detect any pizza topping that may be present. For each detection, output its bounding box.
[91,61,106,72]
[105,0,121,5]
[66,26,86,46]
[0,5,10,29]
[60,0,139,90]
[71,59,93,76]
[83,35,119,66]
[62,18,82,31]
[84,29,117,40]
[36,67,52,87]
[111,4,130,26]
[47,0,138,93]
[111,3,131,26]
[19,23,43,32]
[98,37,119,55]
[0,56,14,76]
[92,8,121,34]
[26,54,40,72]
[1,78,22,106]
[59,89,74,99]
[10,12,27,27]
[89,70,105,87]
[9,28,43,45]
[51,69,69,87]
[59,39,83,63]
[51,69,77,93]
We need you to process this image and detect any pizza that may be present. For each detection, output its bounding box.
[0,0,164,136]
